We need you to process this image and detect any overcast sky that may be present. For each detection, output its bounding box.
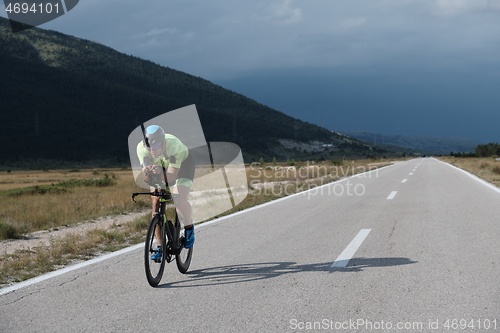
[2,0,500,143]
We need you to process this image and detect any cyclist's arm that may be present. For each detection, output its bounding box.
[137,143,152,172]
[166,166,180,181]
[150,162,179,186]
[164,142,187,185]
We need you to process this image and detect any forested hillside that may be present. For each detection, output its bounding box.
[0,17,399,168]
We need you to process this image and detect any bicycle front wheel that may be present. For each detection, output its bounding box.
[175,213,193,274]
[144,215,166,287]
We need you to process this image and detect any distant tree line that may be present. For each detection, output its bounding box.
[475,143,500,157]
[449,151,476,158]
[449,142,500,158]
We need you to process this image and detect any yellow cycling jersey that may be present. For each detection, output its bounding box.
[136,134,189,169]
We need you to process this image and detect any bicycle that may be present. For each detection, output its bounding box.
[132,189,193,287]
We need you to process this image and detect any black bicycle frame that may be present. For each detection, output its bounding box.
[132,190,183,255]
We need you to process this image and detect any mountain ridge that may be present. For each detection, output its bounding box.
[341,131,480,154]
[0,17,408,168]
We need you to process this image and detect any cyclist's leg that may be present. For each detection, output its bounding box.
[150,188,162,246]
[172,153,195,226]
[171,184,192,227]
[172,182,194,248]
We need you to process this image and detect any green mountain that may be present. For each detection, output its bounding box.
[341,131,480,155]
[0,18,402,168]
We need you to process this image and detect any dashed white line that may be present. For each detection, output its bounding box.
[331,229,371,268]
[409,172,413,175]
[387,191,398,200]
[402,179,407,183]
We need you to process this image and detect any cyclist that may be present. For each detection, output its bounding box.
[137,125,195,260]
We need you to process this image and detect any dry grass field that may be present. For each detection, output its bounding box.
[0,168,150,239]
[438,156,500,188]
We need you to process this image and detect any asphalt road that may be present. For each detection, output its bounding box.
[1,158,500,332]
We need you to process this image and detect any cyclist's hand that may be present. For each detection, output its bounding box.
[151,165,162,174]
[142,165,152,176]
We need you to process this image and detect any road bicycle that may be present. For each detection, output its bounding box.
[132,189,193,287]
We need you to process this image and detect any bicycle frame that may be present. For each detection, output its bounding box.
[132,190,183,256]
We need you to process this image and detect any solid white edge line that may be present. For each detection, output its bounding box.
[434,158,500,195]
[0,160,413,295]
[0,243,143,296]
[331,229,371,268]
[386,191,398,200]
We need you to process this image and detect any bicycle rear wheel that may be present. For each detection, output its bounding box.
[145,215,166,287]
[175,213,193,274]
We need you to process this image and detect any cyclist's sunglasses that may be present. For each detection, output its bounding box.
[146,141,163,151]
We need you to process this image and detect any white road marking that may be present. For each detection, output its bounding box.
[409,172,413,175]
[402,179,407,183]
[331,229,371,268]
[387,191,398,200]
[436,158,500,196]
[0,243,143,296]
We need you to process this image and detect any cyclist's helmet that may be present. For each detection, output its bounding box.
[144,125,165,151]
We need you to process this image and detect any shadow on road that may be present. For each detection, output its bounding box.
[158,257,417,288]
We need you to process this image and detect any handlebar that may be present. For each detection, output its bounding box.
[132,190,178,202]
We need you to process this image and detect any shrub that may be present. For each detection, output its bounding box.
[331,159,343,166]
[105,172,117,179]
[2,185,67,196]
[2,176,116,197]
[0,221,19,240]
[132,215,149,231]
[480,163,490,169]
